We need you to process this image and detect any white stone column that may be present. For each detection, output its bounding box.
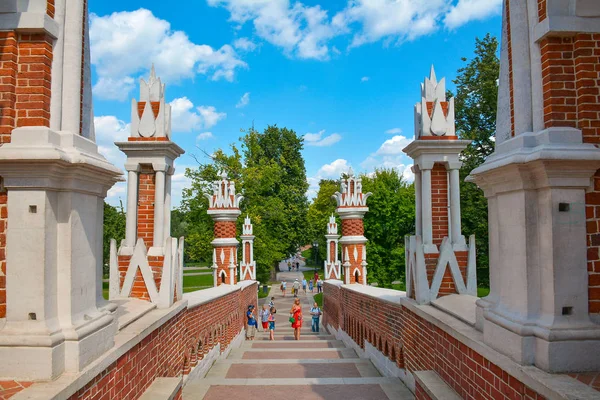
[449,168,462,245]
[421,168,433,247]
[125,168,138,247]
[163,172,172,240]
[414,168,422,236]
[153,169,165,248]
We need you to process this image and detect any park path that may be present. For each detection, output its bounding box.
[182,288,413,400]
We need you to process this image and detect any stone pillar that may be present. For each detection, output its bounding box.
[324,214,341,280]
[469,0,600,372]
[113,68,184,302]
[206,173,243,286]
[0,0,122,380]
[403,66,474,303]
[333,171,371,285]
[240,216,256,281]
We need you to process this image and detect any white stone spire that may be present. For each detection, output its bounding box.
[327,214,338,235]
[205,173,244,209]
[332,174,371,208]
[415,65,455,138]
[130,67,172,139]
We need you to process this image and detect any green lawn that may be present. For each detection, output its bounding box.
[477,287,490,297]
[302,269,324,282]
[313,292,323,307]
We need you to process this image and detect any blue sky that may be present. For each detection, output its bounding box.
[90,0,502,208]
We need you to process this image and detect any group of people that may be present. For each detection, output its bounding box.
[280,276,323,297]
[245,296,323,341]
[287,260,301,271]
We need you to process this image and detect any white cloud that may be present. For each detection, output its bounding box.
[361,76,369,82]
[385,128,402,134]
[207,0,341,60]
[234,37,258,51]
[197,132,214,141]
[304,130,342,147]
[90,9,247,100]
[170,97,226,133]
[317,158,352,178]
[236,92,250,108]
[444,0,502,29]
[375,135,412,155]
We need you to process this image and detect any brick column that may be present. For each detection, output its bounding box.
[113,68,184,303]
[404,66,472,301]
[240,216,256,281]
[324,214,341,280]
[206,173,243,286]
[468,1,600,372]
[333,172,371,285]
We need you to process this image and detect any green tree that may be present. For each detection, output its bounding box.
[103,201,126,276]
[361,169,415,287]
[307,179,339,262]
[451,33,500,286]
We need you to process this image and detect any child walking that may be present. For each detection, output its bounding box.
[260,304,270,332]
[268,307,276,341]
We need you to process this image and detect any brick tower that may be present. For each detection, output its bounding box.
[403,66,476,303]
[469,1,600,372]
[206,173,243,286]
[333,171,371,285]
[324,214,341,280]
[0,0,122,379]
[111,68,184,304]
[240,215,256,281]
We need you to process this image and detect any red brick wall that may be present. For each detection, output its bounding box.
[415,382,433,400]
[68,283,257,400]
[137,170,155,246]
[342,244,365,284]
[341,218,364,237]
[431,163,448,248]
[47,0,56,18]
[538,0,547,22]
[323,283,548,400]
[214,221,237,238]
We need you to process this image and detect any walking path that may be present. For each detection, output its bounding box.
[183,286,413,399]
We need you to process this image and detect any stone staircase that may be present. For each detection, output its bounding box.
[183,290,413,400]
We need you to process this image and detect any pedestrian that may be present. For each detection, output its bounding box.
[268,307,276,341]
[246,305,257,341]
[296,261,300,270]
[314,272,319,284]
[281,281,287,297]
[288,261,291,272]
[310,302,322,332]
[260,304,270,332]
[317,278,323,294]
[302,277,307,294]
[290,298,303,340]
[269,297,275,308]
[309,279,314,293]
[292,279,300,297]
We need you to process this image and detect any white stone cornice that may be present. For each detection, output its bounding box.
[339,235,368,245]
[115,141,185,161]
[336,207,369,219]
[210,238,239,247]
[0,12,60,38]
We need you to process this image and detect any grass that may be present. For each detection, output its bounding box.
[302,269,324,282]
[313,292,323,307]
[477,287,490,297]
[183,274,213,288]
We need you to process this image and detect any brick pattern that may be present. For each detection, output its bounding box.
[137,170,155,246]
[47,0,56,18]
[538,0,546,22]
[415,382,433,400]
[323,283,550,400]
[341,218,364,237]
[569,372,600,391]
[214,221,237,239]
[244,242,250,264]
[540,37,577,128]
[215,246,237,285]
[128,137,169,142]
[0,381,33,399]
[67,283,257,400]
[137,102,160,118]
[343,244,365,284]
[425,101,449,118]
[431,163,448,247]
[0,32,18,143]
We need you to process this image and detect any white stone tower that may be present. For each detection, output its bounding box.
[324,214,341,280]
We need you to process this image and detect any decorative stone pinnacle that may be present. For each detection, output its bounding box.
[205,175,244,209]
[333,175,372,208]
[243,215,253,235]
[130,67,171,139]
[415,65,455,139]
[327,214,338,235]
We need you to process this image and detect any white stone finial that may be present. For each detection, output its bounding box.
[415,66,455,138]
[220,170,228,180]
[205,174,244,209]
[130,67,171,139]
[333,174,372,208]
[327,214,338,235]
[243,215,253,235]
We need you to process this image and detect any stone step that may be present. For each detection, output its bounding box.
[243,340,344,349]
[182,378,413,400]
[228,348,358,360]
[206,361,381,379]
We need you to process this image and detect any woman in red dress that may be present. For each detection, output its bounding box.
[290,298,303,340]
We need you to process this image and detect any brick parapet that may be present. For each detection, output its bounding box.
[323,285,560,399]
[50,283,258,400]
[431,163,449,247]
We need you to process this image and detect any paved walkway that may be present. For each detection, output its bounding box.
[183,289,413,399]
